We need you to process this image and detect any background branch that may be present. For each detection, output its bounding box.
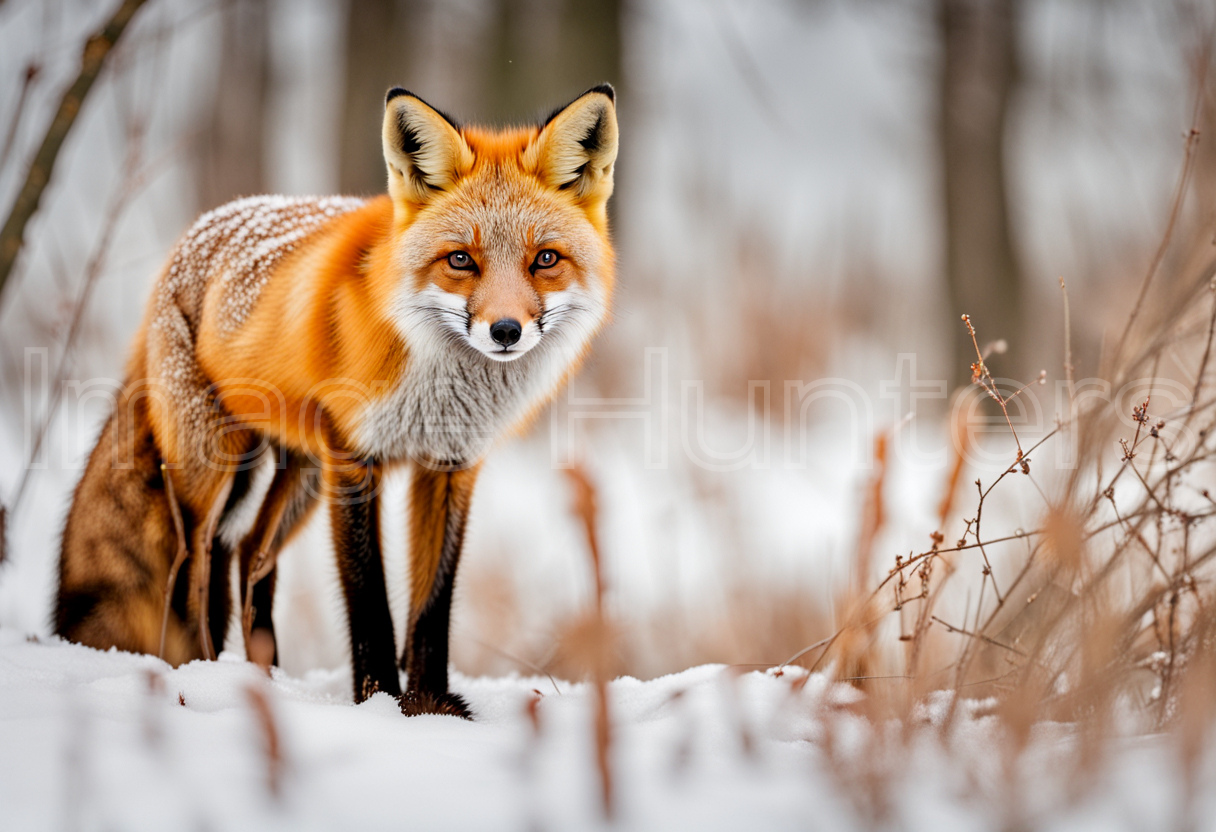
[0,0,150,305]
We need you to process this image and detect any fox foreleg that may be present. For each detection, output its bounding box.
[324,435,400,703]
[400,463,480,718]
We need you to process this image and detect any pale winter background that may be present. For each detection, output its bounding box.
[2,0,1216,829]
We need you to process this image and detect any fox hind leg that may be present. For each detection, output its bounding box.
[238,450,318,666]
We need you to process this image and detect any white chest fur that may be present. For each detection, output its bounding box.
[354,346,543,464]
[353,307,598,464]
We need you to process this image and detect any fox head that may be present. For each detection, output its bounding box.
[382,85,618,364]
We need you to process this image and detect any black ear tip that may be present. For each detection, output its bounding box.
[385,87,414,106]
[587,83,615,103]
[384,88,463,130]
[540,84,617,128]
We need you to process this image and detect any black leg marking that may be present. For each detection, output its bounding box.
[249,571,278,666]
[207,535,234,655]
[330,460,400,702]
[401,558,470,719]
[400,466,478,719]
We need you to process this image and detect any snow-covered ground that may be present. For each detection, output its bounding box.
[2,628,1212,831]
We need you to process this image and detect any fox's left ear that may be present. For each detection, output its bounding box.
[529,84,619,204]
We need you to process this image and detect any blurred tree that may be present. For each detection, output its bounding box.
[195,0,271,209]
[338,0,621,192]
[936,0,1024,387]
[340,0,422,195]
[481,0,621,123]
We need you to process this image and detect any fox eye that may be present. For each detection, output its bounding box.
[533,249,560,270]
[447,251,475,270]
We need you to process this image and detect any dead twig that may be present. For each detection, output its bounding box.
[0,0,152,301]
[8,116,189,514]
[0,63,40,174]
[1060,277,1074,390]
[157,463,189,661]
[195,475,235,660]
[1108,67,1206,381]
[244,684,283,799]
[461,636,563,697]
[929,615,1026,657]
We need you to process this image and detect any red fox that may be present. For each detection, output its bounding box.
[56,85,618,716]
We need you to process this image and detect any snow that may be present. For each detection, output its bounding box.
[1,629,1213,831]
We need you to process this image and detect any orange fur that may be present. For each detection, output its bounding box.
[57,85,619,713]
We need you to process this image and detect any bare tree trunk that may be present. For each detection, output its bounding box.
[339,0,421,195]
[195,0,271,210]
[560,0,621,98]
[481,0,621,123]
[337,0,619,193]
[483,0,531,123]
[937,0,1024,387]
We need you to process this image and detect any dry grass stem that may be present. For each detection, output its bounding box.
[244,684,283,799]
[564,462,616,820]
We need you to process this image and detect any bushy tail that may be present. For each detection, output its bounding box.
[55,386,200,665]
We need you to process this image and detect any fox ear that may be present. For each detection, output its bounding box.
[530,84,618,203]
[382,89,473,209]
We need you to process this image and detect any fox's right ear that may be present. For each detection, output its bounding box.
[382,89,473,213]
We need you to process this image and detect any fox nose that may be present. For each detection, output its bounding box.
[490,319,522,347]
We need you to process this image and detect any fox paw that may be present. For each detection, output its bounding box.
[400,689,473,719]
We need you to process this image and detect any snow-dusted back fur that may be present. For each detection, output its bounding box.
[146,196,365,468]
